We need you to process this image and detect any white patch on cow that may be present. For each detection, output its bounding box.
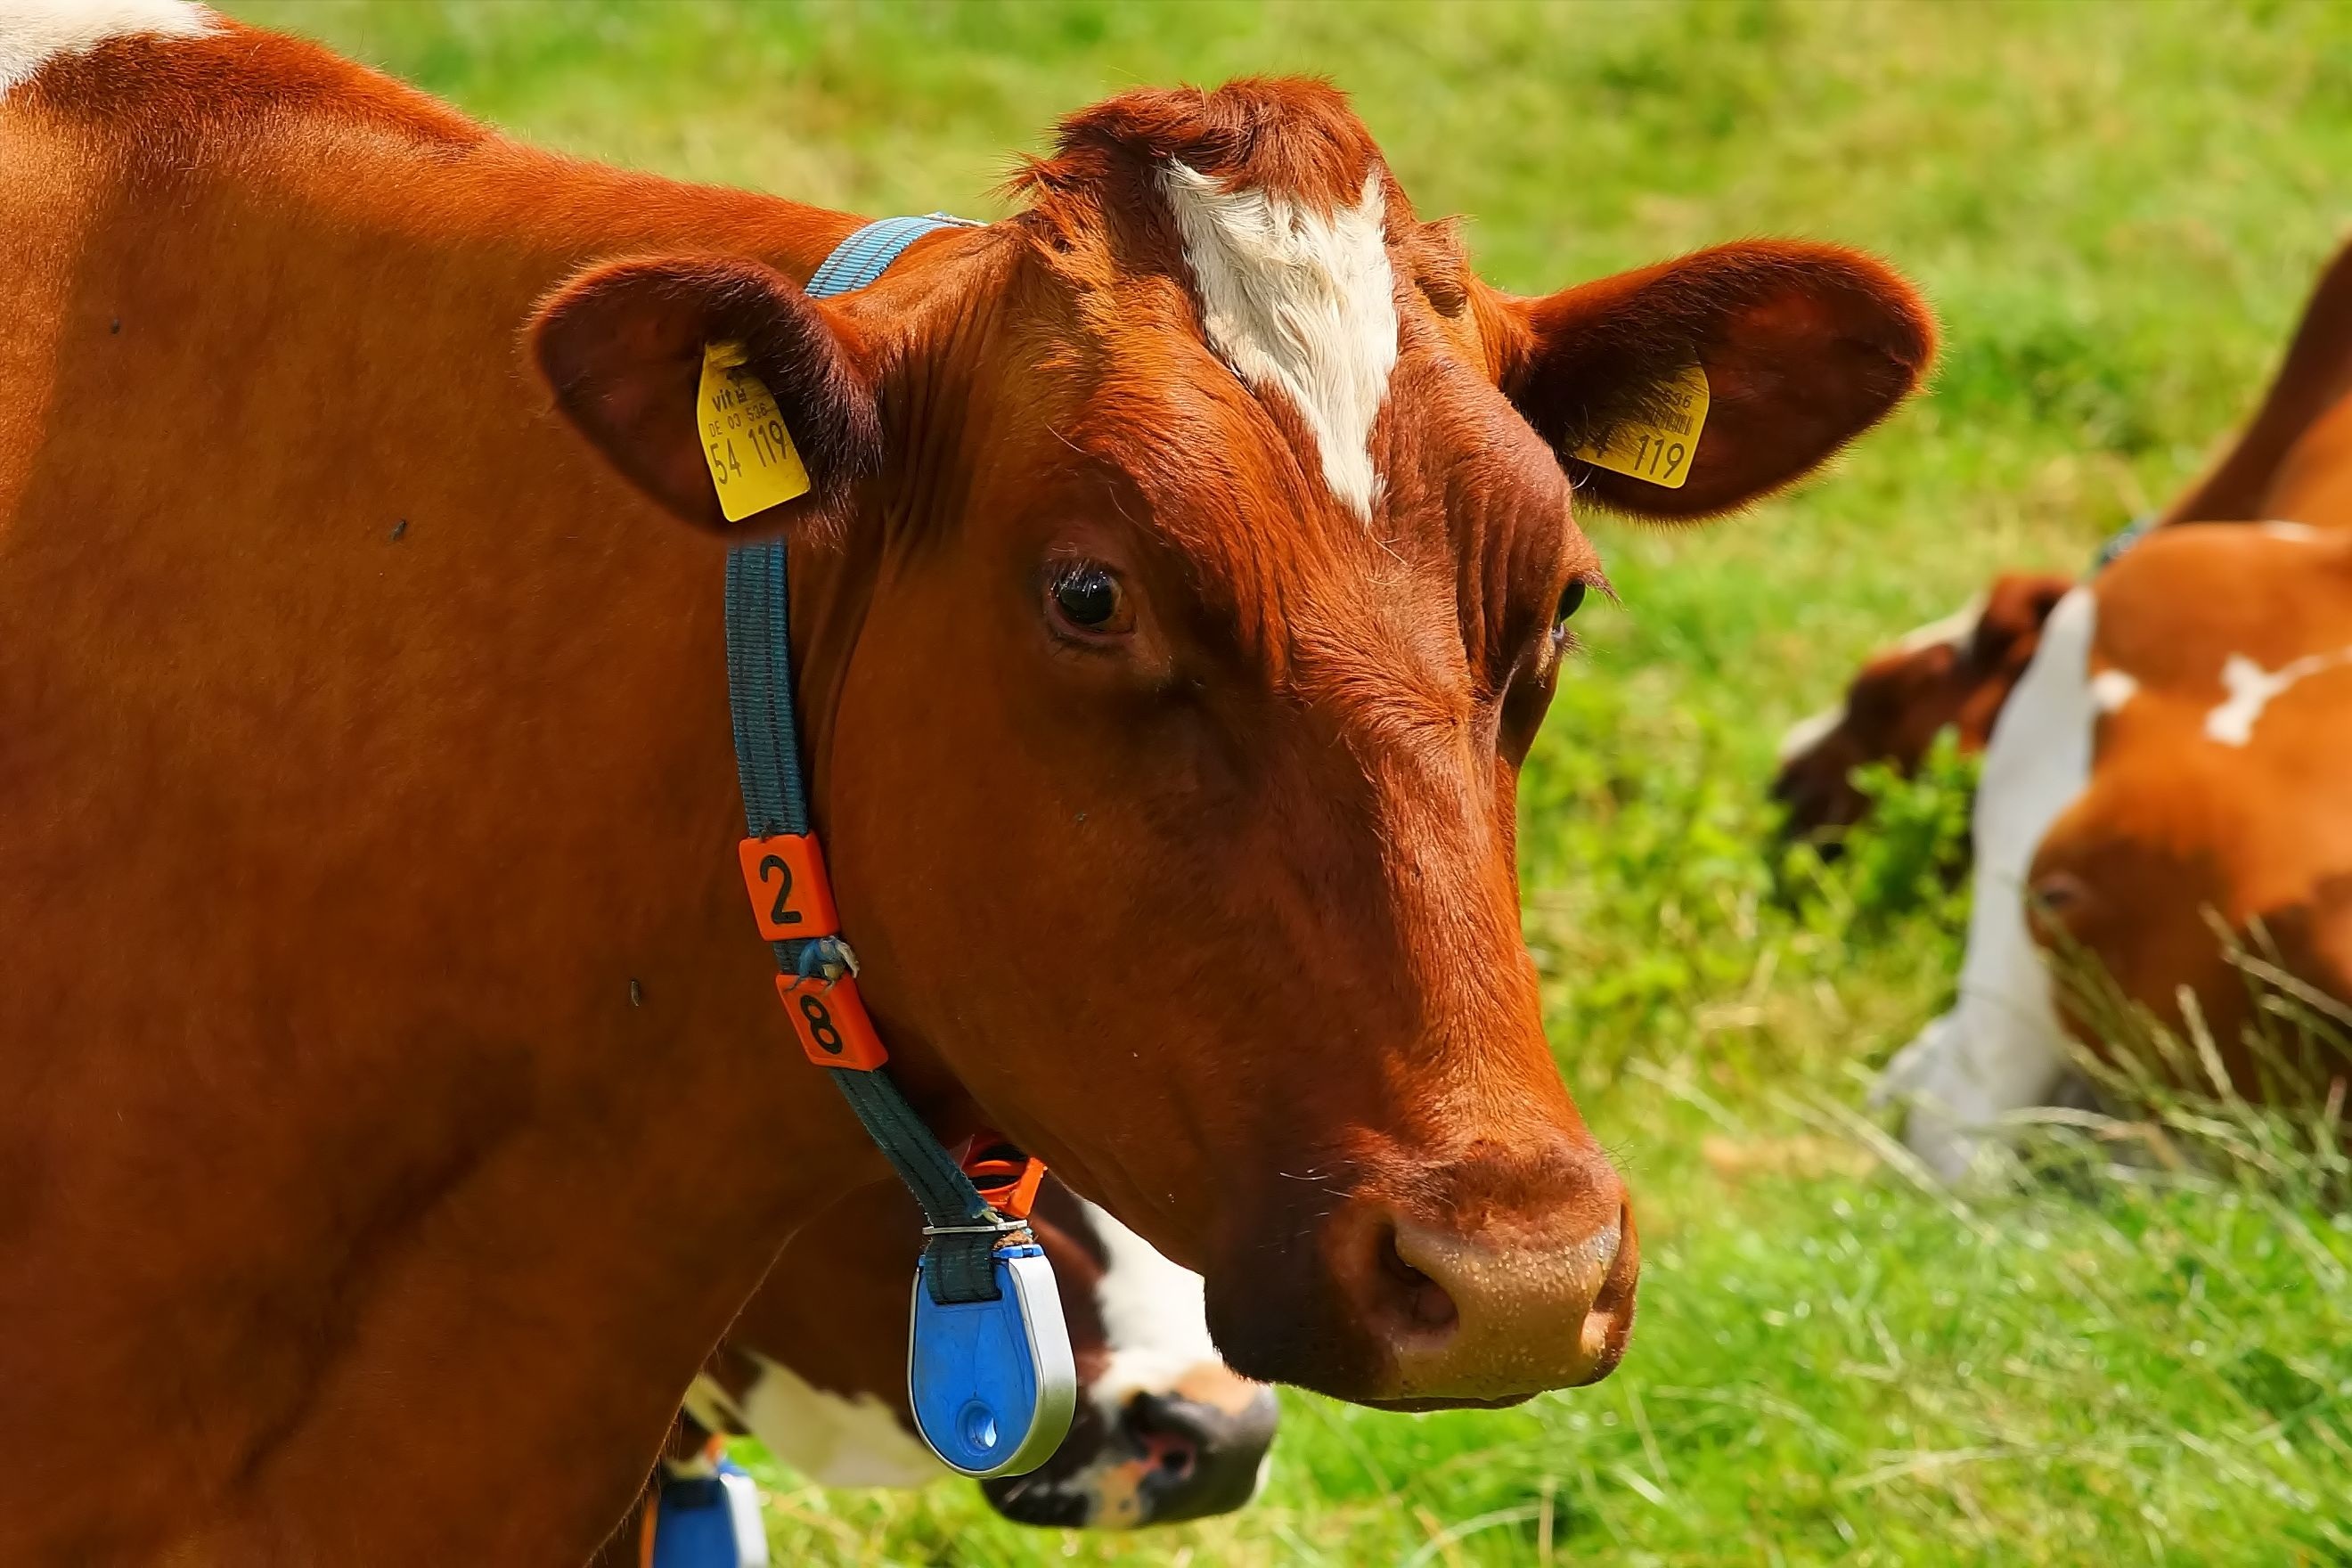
[2258,519,2322,543]
[1893,593,1988,656]
[707,1354,942,1490]
[0,0,211,93]
[1162,163,1397,519]
[2088,668,2138,713]
[1776,703,1843,765]
[2204,645,2352,747]
[1877,588,2100,1180]
[1079,1196,1223,1425]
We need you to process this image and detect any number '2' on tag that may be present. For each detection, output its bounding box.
[698,342,812,521]
[1573,363,1710,489]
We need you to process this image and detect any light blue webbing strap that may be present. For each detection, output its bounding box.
[723,213,1004,1305]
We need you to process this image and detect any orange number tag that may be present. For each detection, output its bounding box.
[737,835,842,941]
[778,974,889,1070]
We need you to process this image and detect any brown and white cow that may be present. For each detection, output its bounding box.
[0,7,1931,1560]
[1880,522,2352,1178]
[1858,235,2352,1176]
[677,1177,1277,1531]
[602,1174,1273,1560]
[1776,230,2352,845]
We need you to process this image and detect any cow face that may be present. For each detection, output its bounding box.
[1775,573,2073,845]
[682,1177,1275,1528]
[535,80,1932,1408]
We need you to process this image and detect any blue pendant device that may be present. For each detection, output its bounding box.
[909,1242,1078,1476]
[649,1456,768,1568]
[724,212,1075,1482]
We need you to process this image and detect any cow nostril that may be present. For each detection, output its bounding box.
[1147,1432,1196,1481]
[1376,1223,1459,1334]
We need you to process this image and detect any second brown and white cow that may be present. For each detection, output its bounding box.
[1881,522,2352,1178]
[1808,235,2352,1175]
[680,1177,1277,1531]
[1776,230,2352,845]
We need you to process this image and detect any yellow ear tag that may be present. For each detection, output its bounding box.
[697,342,812,521]
[1572,363,1710,489]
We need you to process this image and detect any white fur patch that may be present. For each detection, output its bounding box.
[1878,588,2099,1180]
[0,0,211,93]
[1893,593,1988,656]
[2258,519,2323,543]
[2204,646,2352,746]
[2088,668,2138,713]
[715,1355,942,1490]
[1776,703,1842,765]
[1078,1196,1224,1427]
[1162,163,1397,519]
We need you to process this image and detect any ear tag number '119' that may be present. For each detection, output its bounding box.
[907,1245,1077,1478]
[698,342,811,521]
[1572,363,1710,489]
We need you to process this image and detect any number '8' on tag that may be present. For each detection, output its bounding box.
[698,342,812,521]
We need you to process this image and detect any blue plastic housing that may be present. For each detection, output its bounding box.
[907,1243,1077,1477]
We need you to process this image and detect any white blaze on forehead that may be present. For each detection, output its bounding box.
[2206,645,2352,746]
[1077,1196,1223,1422]
[1162,163,1398,519]
[1877,588,2099,1180]
[0,0,212,93]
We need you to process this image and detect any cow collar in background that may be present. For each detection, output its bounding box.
[721,215,1075,1481]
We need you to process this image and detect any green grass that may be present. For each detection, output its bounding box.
[225,3,2352,1561]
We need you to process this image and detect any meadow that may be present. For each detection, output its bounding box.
[230,3,2352,1561]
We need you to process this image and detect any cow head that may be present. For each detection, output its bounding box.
[1774,572,2072,845]
[534,79,1932,1408]
[684,1176,1275,1528]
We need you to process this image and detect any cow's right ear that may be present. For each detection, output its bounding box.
[530,257,881,533]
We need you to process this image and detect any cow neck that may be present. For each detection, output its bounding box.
[725,215,1031,1310]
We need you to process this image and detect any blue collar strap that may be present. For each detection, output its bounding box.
[721,214,1076,1478]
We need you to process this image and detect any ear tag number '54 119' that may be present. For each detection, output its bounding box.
[698,342,811,521]
[908,1245,1077,1478]
[1572,363,1710,489]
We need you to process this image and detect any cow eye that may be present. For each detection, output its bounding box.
[1046,560,1131,639]
[1552,580,1588,638]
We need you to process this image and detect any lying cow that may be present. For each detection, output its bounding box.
[1789,235,2352,1175]
[1882,520,2352,1178]
[1776,230,2352,843]
[618,1176,1273,1561]
[0,7,1931,1560]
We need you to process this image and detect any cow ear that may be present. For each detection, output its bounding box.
[530,257,881,533]
[1500,241,1935,519]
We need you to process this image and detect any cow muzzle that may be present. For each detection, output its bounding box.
[979,1365,1278,1528]
[1215,1140,1639,1406]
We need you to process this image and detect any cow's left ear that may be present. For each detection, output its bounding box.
[1499,241,1936,519]
[530,256,882,533]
